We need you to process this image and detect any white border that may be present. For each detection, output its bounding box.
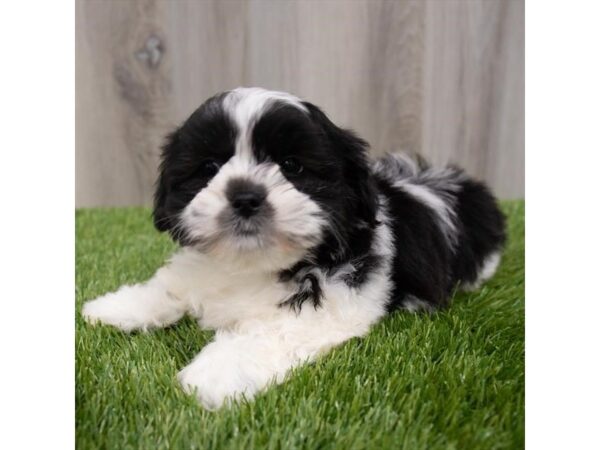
[0,1,74,449]
[2,0,600,448]
[527,1,600,449]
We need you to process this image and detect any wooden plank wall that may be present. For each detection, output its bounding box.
[76,0,524,207]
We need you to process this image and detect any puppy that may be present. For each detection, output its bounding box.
[82,87,505,409]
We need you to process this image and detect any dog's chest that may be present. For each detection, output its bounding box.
[193,272,291,329]
[158,250,293,329]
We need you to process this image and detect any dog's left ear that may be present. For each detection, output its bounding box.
[302,102,378,227]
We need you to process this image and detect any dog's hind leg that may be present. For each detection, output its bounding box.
[459,250,502,292]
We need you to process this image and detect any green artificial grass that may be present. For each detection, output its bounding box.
[76,201,524,450]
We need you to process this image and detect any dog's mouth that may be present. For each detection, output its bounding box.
[228,218,263,237]
[220,206,274,238]
[182,209,276,254]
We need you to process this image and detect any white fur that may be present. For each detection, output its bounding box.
[461,251,502,291]
[82,204,394,409]
[180,156,325,272]
[224,87,307,127]
[82,278,187,332]
[402,295,434,313]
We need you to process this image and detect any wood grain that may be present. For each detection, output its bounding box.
[76,0,524,206]
[76,0,173,206]
[422,0,525,198]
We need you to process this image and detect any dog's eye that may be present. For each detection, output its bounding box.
[281,158,303,176]
[199,159,220,178]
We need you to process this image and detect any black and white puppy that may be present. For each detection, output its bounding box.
[83,87,506,409]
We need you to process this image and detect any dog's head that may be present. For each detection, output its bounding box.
[154,87,377,271]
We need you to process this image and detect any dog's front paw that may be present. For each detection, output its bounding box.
[177,343,267,410]
[82,287,150,332]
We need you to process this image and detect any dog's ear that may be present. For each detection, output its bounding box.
[302,102,378,227]
[153,130,178,232]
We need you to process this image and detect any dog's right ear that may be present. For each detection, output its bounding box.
[152,130,178,232]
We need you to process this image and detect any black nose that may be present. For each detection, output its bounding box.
[226,179,267,218]
[231,192,264,217]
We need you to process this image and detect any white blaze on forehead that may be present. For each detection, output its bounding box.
[225,87,307,124]
[223,87,308,161]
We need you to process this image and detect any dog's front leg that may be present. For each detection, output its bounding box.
[177,329,295,409]
[82,268,188,332]
[177,320,351,410]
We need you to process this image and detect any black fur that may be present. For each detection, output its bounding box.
[251,101,378,269]
[376,179,453,309]
[153,93,236,242]
[279,273,323,312]
[340,254,383,288]
[373,165,506,310]
[153,89,506,313]
[450,179,506,285]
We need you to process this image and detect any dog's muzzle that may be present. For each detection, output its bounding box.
[222,178,273,236]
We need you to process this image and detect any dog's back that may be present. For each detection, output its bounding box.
[372,154,506,311]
